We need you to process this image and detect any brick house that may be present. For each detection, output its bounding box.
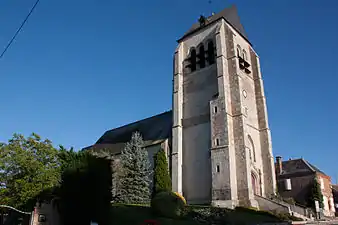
[275,156,335,217]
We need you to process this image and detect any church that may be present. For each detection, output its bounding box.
[85,5,277,208]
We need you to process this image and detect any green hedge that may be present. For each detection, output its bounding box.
[151,191,186,219]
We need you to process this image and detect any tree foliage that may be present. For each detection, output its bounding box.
[309,178,324,209]
[119,132,151,204]
[0,133,60,210]
[153,149,171,195]
[57,150,112,225]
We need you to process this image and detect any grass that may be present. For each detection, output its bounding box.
[110,204,202,225]
[109,204,285,225]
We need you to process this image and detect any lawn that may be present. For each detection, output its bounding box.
[109,204,285,225]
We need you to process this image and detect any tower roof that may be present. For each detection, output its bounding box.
[178,5,248,43]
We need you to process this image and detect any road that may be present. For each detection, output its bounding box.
[306,220,338,225]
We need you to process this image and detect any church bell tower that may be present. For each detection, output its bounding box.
[171,5,276,208]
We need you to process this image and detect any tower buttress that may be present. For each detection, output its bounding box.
[172,43,184,194]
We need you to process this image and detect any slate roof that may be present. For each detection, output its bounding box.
[277,158,327,176]
[178,5,249,43]
[95,110,172,145]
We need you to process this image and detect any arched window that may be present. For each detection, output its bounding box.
[248,135,256,162]
[198,44,206,69]
[242,50,247,61]
[188,48,197,72]
[237,45,242,57]
[207,41,215,65]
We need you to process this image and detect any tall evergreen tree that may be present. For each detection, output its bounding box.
[153,149,171,195]
[119,132,151,204]
[310,178,324,209]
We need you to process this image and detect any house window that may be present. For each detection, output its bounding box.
[38,214,46,223]
[284,179,292,191]
[320,177,324,190]
[216,165,220,173]
[214,106,218,114]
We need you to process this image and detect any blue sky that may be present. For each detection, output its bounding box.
[0,0,337,181]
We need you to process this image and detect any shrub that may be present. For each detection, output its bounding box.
[173,192,187,205]
[152,149,171,196]
[151,191,186,218]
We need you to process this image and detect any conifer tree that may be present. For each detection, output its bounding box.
[119,132,151,204]
[153,149,171,196]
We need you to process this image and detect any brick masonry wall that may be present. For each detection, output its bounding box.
[316,173,335,216]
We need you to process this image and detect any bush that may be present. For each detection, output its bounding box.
[151,191,186,218]
[174,192,187,205]
[152,149,171,196]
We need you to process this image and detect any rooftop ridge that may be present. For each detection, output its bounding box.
[104,110,172,134]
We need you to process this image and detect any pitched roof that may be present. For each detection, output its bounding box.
[95,110,172,145]
[178,5,249,43]
[277,158,327,176]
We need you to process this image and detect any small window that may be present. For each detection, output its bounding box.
[215,138,220,146]
[214,106,218,114]
[320,178,324,190]
[285,179,292,191]
[38,214,47,222]
[216,165,220,173]
[242,50,247,61]
[237,45,241,57]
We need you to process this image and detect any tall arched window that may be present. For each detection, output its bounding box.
[207,41,215,65]
[237,45,242,57]
[242,50,247,61]
[248,135,256,162]
[189,48,197,72]
[198,44,206,69]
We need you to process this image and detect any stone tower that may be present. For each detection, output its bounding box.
[171,5,276,208]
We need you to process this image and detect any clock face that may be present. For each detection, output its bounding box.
[242,90,247,98]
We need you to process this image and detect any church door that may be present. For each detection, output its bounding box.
[251,173,259,195]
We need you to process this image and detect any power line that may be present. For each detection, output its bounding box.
[0,0,41,60]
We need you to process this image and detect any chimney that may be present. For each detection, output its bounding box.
[276,156,283,175]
